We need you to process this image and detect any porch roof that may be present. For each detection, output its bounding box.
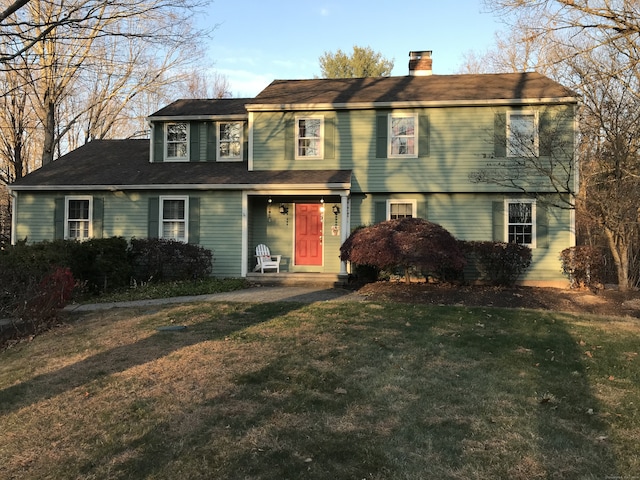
[9,139,351,191]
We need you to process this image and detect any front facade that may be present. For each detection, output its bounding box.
[10,53,579,285]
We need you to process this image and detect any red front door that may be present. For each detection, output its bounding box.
[295,204,323,265]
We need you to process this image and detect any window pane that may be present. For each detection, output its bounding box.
[509,114,536,156]
[298,119,320,138]
[163,222,185,240]
[390,203,413,219]
[220,122,240,141]
[298,138,319,157]
[167,123,187,141]
[392,117,415,136]
[68,200,89,220]
[163,200,185,220]
[508,202,532,224]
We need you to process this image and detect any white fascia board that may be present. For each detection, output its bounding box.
[246,97,579,112]
[146,114,248,122]
[9,183,352,192]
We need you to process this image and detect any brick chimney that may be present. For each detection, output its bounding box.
[409,51,432,76]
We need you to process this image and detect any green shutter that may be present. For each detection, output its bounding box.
[285,115,294,160]
[54,197,65,239]
[418,115,429,157]
[324,117,335,160]
[188,197,200,244]
[492,201,504,242]
[206,122,217,161]
[417,200,428,220]
[153,123,164,163]
[494,113,507,158]
[374,201,387,223]
[376,114,388,158]
[536,202,549,249]
[93,197,103,239]
[190,122,200,162]
[243,121,249,161]
[539,110,553,157]
[148,197,159,238]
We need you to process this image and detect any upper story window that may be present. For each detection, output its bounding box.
[507,111,538,157]
[388,199,417,219]
[218,121,243,161]
[65,196,92,240]
[388,114,418,158]
[160,196,188,243]
[506,199,535,247]
[166,122,188,161]
[295,116,323,159]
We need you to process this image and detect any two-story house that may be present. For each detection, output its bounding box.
[9,51,579,286]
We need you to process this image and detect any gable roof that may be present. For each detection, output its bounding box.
[149,97,251,118]
[249,72,578,109]
[9,140,351,191]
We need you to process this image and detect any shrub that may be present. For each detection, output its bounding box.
[129,238,213,282]
[560,245,605,290]
[340,218,466,283]
[461,241,532,287]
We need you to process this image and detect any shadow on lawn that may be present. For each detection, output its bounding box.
[0,300,308,417]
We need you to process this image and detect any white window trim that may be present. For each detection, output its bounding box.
[217,121,243,162]
[507,110,539,158]
[165,122,189,162]
[159,195,189,243]
[504,198,536,248]
[388,113,419,159]
[64,195,93,240]
[387,199,417,220]
[294,115,324,160]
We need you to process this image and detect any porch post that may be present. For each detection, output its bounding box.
[339,193,349,277]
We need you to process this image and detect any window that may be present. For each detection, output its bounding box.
[65,196,92,240]
[388,199,417,219]
[166,122,188,161]
[295,116,323,159]
[388,114,418,158]
[160,196,188,242]
[506,200,535,246]
[507,111,538,157]
[218,122,243,161]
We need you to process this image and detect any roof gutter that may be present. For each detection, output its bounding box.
[9,182,352,192]
[247,97,579,112]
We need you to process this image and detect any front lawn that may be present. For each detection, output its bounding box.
[1,300,638,479]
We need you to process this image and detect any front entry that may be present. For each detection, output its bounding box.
[295,204,323,265]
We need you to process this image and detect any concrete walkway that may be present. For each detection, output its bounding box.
[63,286,368,313]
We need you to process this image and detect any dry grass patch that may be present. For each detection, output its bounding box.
[1,300,639,479]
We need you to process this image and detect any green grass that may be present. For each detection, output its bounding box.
[1,300,639,479]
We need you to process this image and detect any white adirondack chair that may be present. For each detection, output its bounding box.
[254,244,281,273]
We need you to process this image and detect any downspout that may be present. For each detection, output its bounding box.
[241,191,248,277]
[339,193,349,278]
[10,190,17,245]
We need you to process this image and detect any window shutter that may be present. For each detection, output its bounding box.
[148,197,159,238]
[374,201,387,223]
[206,122,217,161]
[418,115,429,157]
[324,117,335,159]
[536,202,549,249]
[494,113,507,158]
[417,200,428,220]
[93,197,103,239]
[188,196,200,244]
[376,114,388,158]
[243,122,249,161]
[539,110,553,157]
[153,123,164,163]
[190,122,200,162]
[54,197,65,239]
[492,201,504,242]
[284,115,294,160]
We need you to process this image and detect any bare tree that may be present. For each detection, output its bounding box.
[181,70,232,99]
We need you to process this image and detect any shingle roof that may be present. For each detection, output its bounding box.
[10,140,351,189]
[250,72,578,106]
[149,98,251,117]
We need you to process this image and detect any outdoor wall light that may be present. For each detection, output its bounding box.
[279,204,288,215]
[332,205,340,215]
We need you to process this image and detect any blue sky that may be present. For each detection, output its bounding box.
[200,1,505,97]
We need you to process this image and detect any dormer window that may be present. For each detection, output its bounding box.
[166,122,188,161]
[217,121,243,161]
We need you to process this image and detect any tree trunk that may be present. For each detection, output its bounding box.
[40,99,55,166]
[604,228,630,292]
